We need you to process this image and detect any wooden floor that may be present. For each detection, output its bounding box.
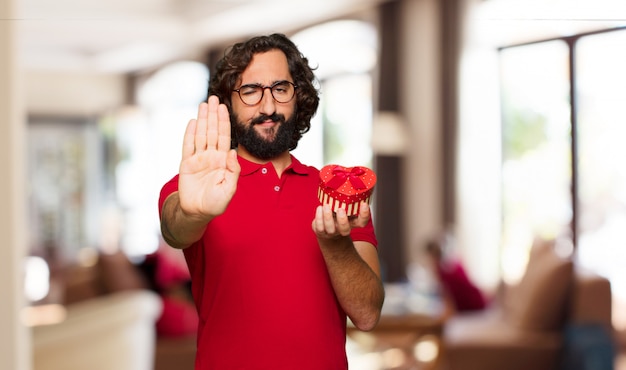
[349,335,626,370]
[346,309,445,370]
[347,334,441,370]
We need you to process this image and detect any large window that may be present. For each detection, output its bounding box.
[115,61,210,257]
[499,40,572,282]
[499,28,626,326]
[576,30,626,322]
[291,20,377,169]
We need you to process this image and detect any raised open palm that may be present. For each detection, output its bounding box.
[178,95,241,221]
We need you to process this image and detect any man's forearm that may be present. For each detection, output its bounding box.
[160,192,210,249]
[319,238,384,331]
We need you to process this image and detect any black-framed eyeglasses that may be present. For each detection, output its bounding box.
[233,80,297,106]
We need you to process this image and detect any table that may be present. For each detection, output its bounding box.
[347,284,450,370]
[347,314,445,370]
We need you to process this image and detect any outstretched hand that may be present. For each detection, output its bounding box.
[178,95,240,221]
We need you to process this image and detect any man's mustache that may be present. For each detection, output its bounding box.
[251,113,285,126]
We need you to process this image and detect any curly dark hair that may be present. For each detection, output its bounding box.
[208,33,320,150]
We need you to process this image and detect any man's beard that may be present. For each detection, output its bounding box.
[232,112,296,160]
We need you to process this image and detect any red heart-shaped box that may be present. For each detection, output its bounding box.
[318,164,377,216]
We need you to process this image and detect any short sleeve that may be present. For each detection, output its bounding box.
[158,175,180,218]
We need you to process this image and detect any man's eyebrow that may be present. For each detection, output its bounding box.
[240,79,291,86]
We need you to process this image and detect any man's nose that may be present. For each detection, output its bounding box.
[259,87,277,116]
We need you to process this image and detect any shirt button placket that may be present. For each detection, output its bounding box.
[260,166,280,194]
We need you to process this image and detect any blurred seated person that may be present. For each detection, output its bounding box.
[138,239,199,337]
[425,232,488,313]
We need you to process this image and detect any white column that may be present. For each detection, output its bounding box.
[0,0,31,368]
[400,0,443,263]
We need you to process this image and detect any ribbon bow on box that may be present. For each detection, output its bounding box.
[325,166,367,190]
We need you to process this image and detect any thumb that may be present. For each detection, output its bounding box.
[226,149,241,174]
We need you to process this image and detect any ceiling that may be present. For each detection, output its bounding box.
[15,0,388,74]
[14,0,626,75]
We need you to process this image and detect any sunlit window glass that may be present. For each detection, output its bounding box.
[499,40,571,283]
[576,30,626,318]
[114,61,209,256]
[292,20,377,169]
[321,75,373,166]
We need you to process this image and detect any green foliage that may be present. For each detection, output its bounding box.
[502,105,548,160]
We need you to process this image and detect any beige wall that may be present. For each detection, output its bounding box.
[25,70,126,116]
[1,0,31,368]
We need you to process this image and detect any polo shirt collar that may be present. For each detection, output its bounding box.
[238,154,309,176]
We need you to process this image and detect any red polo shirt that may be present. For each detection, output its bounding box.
[159,155,377,370]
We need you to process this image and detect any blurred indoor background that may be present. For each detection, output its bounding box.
[2,0,626,369]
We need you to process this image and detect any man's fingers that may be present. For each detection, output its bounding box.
[312,205,355,238]
[226,149,241,175]
[321,205,337,233]
[352,202,370,228]
[316,202,370,238]
[312,205,325,233]
[334,208,352,236]
[195,102,209,151]
[189,96,230,157]
[182,118,197,160]
[217,103,231,152]
[206,96,220,150]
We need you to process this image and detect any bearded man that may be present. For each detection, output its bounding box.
[159,33,384,370]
